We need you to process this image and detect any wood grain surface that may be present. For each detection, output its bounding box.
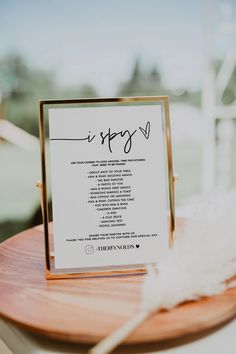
[0,221,236,344]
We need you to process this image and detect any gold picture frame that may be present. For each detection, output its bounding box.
[38,96,175,279]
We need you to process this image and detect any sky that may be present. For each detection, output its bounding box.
[0,0,235,95]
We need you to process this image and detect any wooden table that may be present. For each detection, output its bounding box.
[1,221,236,353]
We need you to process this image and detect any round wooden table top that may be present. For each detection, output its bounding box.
[0,222,236,345]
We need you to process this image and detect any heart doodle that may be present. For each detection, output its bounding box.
[136,244,140,248]
[139,121,150,139]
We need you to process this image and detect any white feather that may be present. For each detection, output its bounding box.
[142,190,236,313]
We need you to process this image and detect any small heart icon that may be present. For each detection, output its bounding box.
[136,244,140,248]
[139,121,150,139]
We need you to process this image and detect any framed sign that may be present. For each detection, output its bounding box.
[38,96,175,279]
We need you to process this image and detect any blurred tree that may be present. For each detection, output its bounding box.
[79,84,98,98]
[0,54,26,97]
[118,58,201,106]
[0,53,98,136]
[118,58,165,96]
[0,53,56,136]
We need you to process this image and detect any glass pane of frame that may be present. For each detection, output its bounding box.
[39,97,175,279]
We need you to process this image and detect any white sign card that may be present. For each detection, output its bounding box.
[39,98,175,277]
